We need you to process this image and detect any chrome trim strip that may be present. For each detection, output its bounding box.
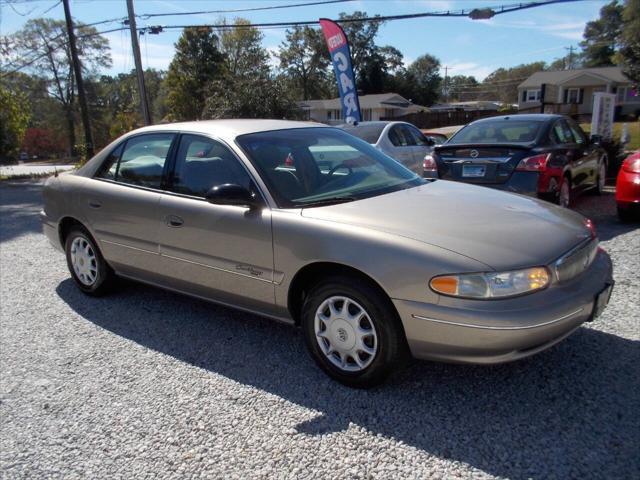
[100,239,157,255]
[160,253,275,284]
[411,308,584,330]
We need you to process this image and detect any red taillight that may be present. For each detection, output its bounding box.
[585,218,597,239]
[516,153,551,172]
[622,157,640,173]
[423,154,437,172]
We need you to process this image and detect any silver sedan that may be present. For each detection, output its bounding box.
[41,120,614,387]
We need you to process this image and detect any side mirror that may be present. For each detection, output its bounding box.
[425,136,436,147]
[205,183,260,208]
[590,134,602,146]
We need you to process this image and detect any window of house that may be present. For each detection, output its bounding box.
[384,108,394,118]
[567,88,580,104]
[526,89,541,102]
[362,108,372,121]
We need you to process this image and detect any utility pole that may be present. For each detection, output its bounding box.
[565,46,575,70]
[443,66,450,103]
[62,0,94,157]
[126,0,151,125]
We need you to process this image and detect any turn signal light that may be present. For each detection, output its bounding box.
[584,218,597,239]
[516,153,551,172]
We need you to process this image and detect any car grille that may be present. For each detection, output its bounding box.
[554,238,598,283]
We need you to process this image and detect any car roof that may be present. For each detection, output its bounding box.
[470,114,565,125]
[128,119,327,142]
[338,121,410,129]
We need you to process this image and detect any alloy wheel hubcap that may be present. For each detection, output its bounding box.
[314,296,378,372]
[70,237,98,286]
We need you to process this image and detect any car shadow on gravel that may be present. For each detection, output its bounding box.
[56,278,640,479]
[572,191,639,241]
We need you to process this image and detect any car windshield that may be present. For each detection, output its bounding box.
[236,127,424,208]
[338,123,386,144]
[448,120,543,144]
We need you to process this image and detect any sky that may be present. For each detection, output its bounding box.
[1,0,610,81]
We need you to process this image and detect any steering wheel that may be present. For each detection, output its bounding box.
[327,163,354,178]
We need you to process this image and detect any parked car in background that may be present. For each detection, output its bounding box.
[431,114,608,207]
[41,120,613,387]
[338,121,434,175]
[420,131,448,145]
[19,152,28,162]
[616,151,640,221]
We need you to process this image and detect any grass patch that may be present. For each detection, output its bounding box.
[581,121,640,151]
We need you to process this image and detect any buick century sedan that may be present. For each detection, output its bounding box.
[41,120,614,387]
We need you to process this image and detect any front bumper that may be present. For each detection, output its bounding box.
[393,249,613,364]
[40,210,63,252]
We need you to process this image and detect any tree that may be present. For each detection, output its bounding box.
[337,11,384,84]
[204,75,301,119]
[619,0,640,85]
[580,0,624,67]
[6,18,111,156]
[165,27,226,121]
[406,54,441,106]
[204,21,301,119]
[217,18,270,78]
[278,25,331,100]
[0,86,30,157]
[480,62,547,103]
[447,75,479,102]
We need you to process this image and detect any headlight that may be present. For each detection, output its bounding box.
[430,267,550,299]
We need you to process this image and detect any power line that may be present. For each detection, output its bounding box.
[138,0,358,19]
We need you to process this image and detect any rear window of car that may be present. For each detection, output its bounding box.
[448,120,543,144]
[339,124,385,144]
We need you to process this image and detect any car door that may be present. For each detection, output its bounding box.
[156,133,276,313]
[385,124,418,171]
[567,119,600,187]
[82,132,176,277]
[405,125,434,173]
[550,119,587,189]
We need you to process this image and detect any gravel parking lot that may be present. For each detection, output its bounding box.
[1,180,638,479]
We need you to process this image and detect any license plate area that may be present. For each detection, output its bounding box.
[462,165,486,177]
[590,283,613,321]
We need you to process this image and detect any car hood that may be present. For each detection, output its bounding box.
[301,181,592,271]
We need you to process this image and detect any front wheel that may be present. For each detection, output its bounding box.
[301,276,408,388]
[65,227,114,295]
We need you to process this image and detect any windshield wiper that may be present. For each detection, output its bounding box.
[295,196,358,208]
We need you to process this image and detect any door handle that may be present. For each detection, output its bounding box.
[166,215,184,228]
[88,200,102,209]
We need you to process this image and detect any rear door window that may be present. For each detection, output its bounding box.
[97,133,175,189]
[551,120,575,144]
[389,125,414,147]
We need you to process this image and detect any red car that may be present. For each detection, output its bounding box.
[616,151,640,221]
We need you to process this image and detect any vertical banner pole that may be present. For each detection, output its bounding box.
[319,18,362,124]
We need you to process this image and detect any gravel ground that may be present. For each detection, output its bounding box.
[1,181,638,479]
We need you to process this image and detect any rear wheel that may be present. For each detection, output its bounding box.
[301,276,408,388]
[558,175,572,208]
[65,227,114,295]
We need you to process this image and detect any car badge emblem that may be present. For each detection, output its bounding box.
[470,149,479,158]
[337,328,348,342]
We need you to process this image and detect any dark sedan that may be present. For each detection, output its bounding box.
[430,114,608,207]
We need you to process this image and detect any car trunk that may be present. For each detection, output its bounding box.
[434,144,533,184]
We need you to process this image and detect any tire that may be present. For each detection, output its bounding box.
[301,275,408,388]
[590,157,607,195]
[65,226,114,296]
[558,175,572,208]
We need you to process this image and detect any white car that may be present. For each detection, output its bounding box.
[339,121,435,176]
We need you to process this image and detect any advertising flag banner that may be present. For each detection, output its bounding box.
[319,18,362,124]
